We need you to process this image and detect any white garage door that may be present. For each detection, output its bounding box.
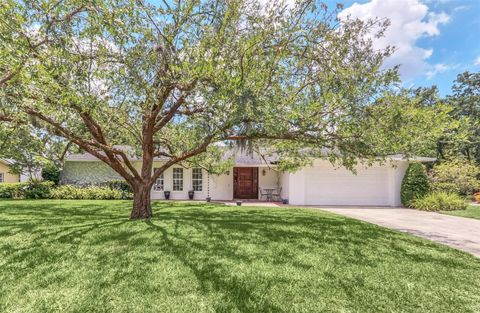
[303,162,391,206]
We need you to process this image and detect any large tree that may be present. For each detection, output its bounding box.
[0,0,448,218]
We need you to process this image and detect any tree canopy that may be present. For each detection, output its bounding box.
[0,0,452,218]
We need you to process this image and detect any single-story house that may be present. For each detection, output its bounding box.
[0,159,20,183]
[61,149,435,206]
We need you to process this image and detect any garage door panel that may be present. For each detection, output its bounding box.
[304,165,390,206]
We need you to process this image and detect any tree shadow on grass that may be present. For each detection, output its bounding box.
[1,200,479,312]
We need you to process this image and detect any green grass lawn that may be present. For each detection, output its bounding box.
[0,200,479,313]
[442,204,480,220]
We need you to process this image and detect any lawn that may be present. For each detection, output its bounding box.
[0,200,479,313]
[442,204,480,220]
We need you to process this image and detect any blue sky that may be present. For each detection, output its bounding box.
[328,0,480,96]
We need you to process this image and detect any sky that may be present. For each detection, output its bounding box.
[326,0,480,96]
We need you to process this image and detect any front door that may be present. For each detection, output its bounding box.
[233,167,258,199]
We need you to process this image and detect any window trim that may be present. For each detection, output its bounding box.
[192,168,203,192]
[172,168,184,191]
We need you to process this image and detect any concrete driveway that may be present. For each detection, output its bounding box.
[317,207,480,258]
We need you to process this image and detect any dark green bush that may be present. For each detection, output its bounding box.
[401,162,429,207]
[24,180,54,199]
[51,185,128,200]
[41,163,61,185]
[412,192,467,211]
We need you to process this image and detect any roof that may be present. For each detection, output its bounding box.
[0,158,15,166]
[64,147,435,165]
[65,148,277,166]
[230,149,278,166]
[386,154,437,162]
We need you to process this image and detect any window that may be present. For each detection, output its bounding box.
[192,168,203,191]
[173,168,183,191]
[0,173,3,183]
[153,170,164,191]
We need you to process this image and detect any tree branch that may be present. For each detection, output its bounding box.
[23,107,137,184]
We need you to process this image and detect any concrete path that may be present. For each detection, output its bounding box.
[317,207,480,258]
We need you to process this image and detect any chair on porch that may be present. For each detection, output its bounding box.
[259,187,268,201]
[271,187,282,201]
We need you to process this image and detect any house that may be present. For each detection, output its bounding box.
[61,148,435,206]
[0,159,20,183]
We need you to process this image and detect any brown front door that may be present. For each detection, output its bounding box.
[233,167,258,199]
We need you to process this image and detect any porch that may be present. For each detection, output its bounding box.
[232,166,283,201]
[222,200,285,207]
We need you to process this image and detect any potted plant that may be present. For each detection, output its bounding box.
[236,200,242,206]
[188,190,194,200]
[282,198,288,205]
[164,190,170,200]
[206,196,211,202]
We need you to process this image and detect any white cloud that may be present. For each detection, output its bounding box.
[426,63,454,79]
[338,0,449,79]
[475,56,480,66]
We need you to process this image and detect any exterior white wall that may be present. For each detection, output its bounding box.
[151,165,209,200]
[258,167,280,198]
[287,160,409,206]
[279,172,290,200]
[208,171,234,200]
[288,168,306,205]
[390,161,409,206]
[62,158,410,205]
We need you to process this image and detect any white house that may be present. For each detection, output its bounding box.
[61,150,434,206]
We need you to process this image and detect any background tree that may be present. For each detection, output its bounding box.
[0,0,450,219]
[0,123,69,179]
[444,71,480,164]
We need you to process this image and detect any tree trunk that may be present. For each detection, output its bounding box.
[130,184,153,219]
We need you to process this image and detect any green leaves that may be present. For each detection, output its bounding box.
[401,163,430,207]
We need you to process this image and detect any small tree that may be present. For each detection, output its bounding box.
[41,162,61,185]
[401,163,430,207]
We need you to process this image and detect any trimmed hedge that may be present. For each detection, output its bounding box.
[401,162,429,207]
[0,180,132,200]
[411,192,467,211]
[0,181,54,199]
[51,185,131,200]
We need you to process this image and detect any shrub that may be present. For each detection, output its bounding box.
[51,185,126,200]
[401,162,429,207]
[0,181,54,199]
[429,159,480,195]
[41,162,61,185]
[0,183,25,199]
[412,192,468,211]
[24,180,54,199]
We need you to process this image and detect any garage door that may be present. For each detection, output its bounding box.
[303,162,391,206]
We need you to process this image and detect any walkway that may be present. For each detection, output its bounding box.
[317,207,480,258]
